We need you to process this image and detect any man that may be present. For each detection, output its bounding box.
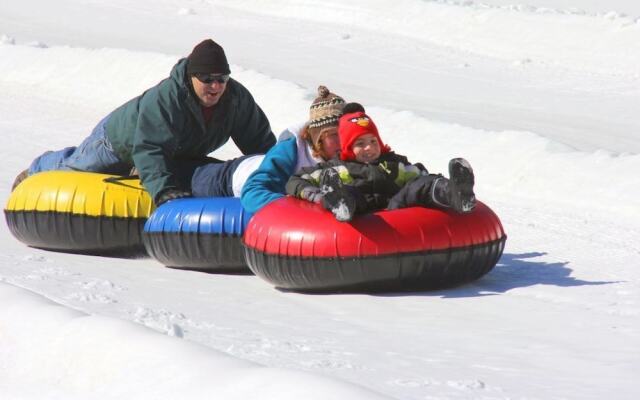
[15,39,276,205]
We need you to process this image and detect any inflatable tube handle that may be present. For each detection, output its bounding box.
[103,175,145,190]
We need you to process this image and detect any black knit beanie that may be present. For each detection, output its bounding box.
[186,39,231,75]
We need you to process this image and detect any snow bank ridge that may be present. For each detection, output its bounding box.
[209,0,640,76]
[0,283,390,400]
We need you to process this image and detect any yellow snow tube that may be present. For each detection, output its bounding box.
[5,171,154,256]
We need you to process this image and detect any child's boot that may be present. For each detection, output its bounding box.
[447,158,476,213]
[319,168,356,222]
[429,177,451,209]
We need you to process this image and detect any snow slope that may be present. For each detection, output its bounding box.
[1,0,639,153]
[1,1,639,399]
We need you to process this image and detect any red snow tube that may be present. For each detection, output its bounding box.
[243,197,506,292]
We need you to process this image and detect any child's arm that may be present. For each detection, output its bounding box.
[379,152,430,188]
[285,167,324,203]
[395,162,429,187]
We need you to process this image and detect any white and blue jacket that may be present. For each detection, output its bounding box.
[241,123,322,213]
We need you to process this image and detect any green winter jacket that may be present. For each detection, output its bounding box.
[104,58,275,201]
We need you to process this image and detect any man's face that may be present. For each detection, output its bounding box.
[351,133,381,163]
[190,73,229,107]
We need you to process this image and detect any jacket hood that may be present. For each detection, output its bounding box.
[170,58,190,89]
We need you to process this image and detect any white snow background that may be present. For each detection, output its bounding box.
[1,0,639,399]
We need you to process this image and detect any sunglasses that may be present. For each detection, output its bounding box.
[194,73,230,84]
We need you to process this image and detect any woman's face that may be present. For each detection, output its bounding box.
[318,127,340,160]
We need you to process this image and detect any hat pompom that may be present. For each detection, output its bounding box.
[317,85,330,98]
[342,102,365,114]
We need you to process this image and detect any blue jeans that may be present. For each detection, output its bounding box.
[28,115,131,176]
[190,155,254,197]
[28,115,250,198]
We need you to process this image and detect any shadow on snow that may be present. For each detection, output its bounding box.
[370,252,620,298]
[419,252,620,298]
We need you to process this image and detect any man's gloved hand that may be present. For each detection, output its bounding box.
[155,189,192,206]
[300,186,324,203]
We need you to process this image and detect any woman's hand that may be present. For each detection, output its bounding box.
[300,186,324,203]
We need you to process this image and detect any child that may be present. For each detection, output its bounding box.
[285,104,476,221]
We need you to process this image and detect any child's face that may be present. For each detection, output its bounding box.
[352,133,381,163]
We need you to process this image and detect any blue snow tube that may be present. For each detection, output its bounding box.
[142,197,253,273]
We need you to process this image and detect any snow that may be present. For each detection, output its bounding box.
[1,0,639,399]
[0,285,389,400]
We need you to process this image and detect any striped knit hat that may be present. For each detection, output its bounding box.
[307,86,346,146]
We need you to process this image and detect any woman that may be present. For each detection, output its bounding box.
[240,86,349,213]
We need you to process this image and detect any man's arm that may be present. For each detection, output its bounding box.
[230,84,276,155]
[131,94,185,203]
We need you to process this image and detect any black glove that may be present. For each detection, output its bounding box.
[155,189,192,206]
